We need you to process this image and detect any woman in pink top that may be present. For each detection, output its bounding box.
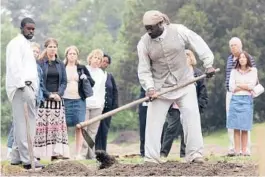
[227,51,257,156]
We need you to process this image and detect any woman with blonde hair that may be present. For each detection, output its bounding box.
[83,49,107,159]
[34,38,70,161]
[63,45,94,159]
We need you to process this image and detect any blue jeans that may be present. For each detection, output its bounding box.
[7,122,14,148]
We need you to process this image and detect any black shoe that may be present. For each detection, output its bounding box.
[180,154,186,158]
[11,161,22,165]
[23,162,45,170]
[160,153,167,158]
[51,156,58,161]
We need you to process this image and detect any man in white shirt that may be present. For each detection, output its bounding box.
[137,10,216,163]
[6,17,44,170]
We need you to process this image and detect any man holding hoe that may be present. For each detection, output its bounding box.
[137,10,216,163]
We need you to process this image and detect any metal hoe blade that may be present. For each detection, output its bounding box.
[81,128,95,149]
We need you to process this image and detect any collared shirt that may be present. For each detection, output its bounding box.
[137,24,214,90]
[6,34,38,101]
[225,54,256,91]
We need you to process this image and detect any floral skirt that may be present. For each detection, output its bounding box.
[34,100,70,158]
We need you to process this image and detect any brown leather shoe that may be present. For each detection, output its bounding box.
[192,157,204,163]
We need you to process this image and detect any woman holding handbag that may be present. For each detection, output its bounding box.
[63,46,94,159]
[227,51,258,156]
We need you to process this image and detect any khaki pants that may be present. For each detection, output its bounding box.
[11,86,36,165]
[145,84,203,163]
[83,108,103,159]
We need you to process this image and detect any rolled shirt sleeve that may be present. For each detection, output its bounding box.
[6,42,25,89]
[177,24,214,68]
[137,40,155,91]
[229,69,236,92]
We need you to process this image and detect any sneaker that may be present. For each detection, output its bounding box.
[159,157,168,163]
[192,157,204,164]
[23,161,45,170]
[74,154,84,160]
[242,152,251,156]
[144,157,159,164]
[160,153,167,158]
[227,149,235,157]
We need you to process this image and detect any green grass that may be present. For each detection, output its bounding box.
[1,122,264,167]
[203,129,229,147]
[203,122,265,147]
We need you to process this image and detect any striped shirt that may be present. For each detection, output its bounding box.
[225,54,256,91]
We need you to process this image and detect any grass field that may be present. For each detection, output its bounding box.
[1,123,264,165]
[1,123,264,176]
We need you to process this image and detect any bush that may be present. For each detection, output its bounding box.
[110,110,138,132]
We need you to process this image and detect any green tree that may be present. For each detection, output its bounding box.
[1,13,19,135]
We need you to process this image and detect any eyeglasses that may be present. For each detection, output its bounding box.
[103,60,109,64]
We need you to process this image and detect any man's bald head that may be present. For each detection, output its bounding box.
[229,37,243,56]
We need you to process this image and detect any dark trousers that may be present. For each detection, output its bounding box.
[95,107,112,151]
[161,108,186,158]
[138,103,148,157]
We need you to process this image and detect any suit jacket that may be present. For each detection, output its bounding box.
[194,68,208,113]
[104,73,118,110]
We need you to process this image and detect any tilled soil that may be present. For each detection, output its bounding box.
[2,160,258,176]
[96,161,258,176]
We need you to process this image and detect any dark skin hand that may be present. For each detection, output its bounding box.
[205,67,216,78]
[146,88,158,101]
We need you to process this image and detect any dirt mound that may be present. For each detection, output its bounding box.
[41,160,94,176]
[111,131,139,144]
[95,150,118,169]
[95,161,258,176]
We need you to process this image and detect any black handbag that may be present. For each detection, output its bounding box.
[80,69,93,98]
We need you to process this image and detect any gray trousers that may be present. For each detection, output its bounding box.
[83,108,103,159]
[145,84,203,163]
[11,86,36,165]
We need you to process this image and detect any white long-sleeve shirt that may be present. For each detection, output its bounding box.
[229,67,257,95]
[85,65,107,109]
[137,24,214,91]
[6,34,38,101]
